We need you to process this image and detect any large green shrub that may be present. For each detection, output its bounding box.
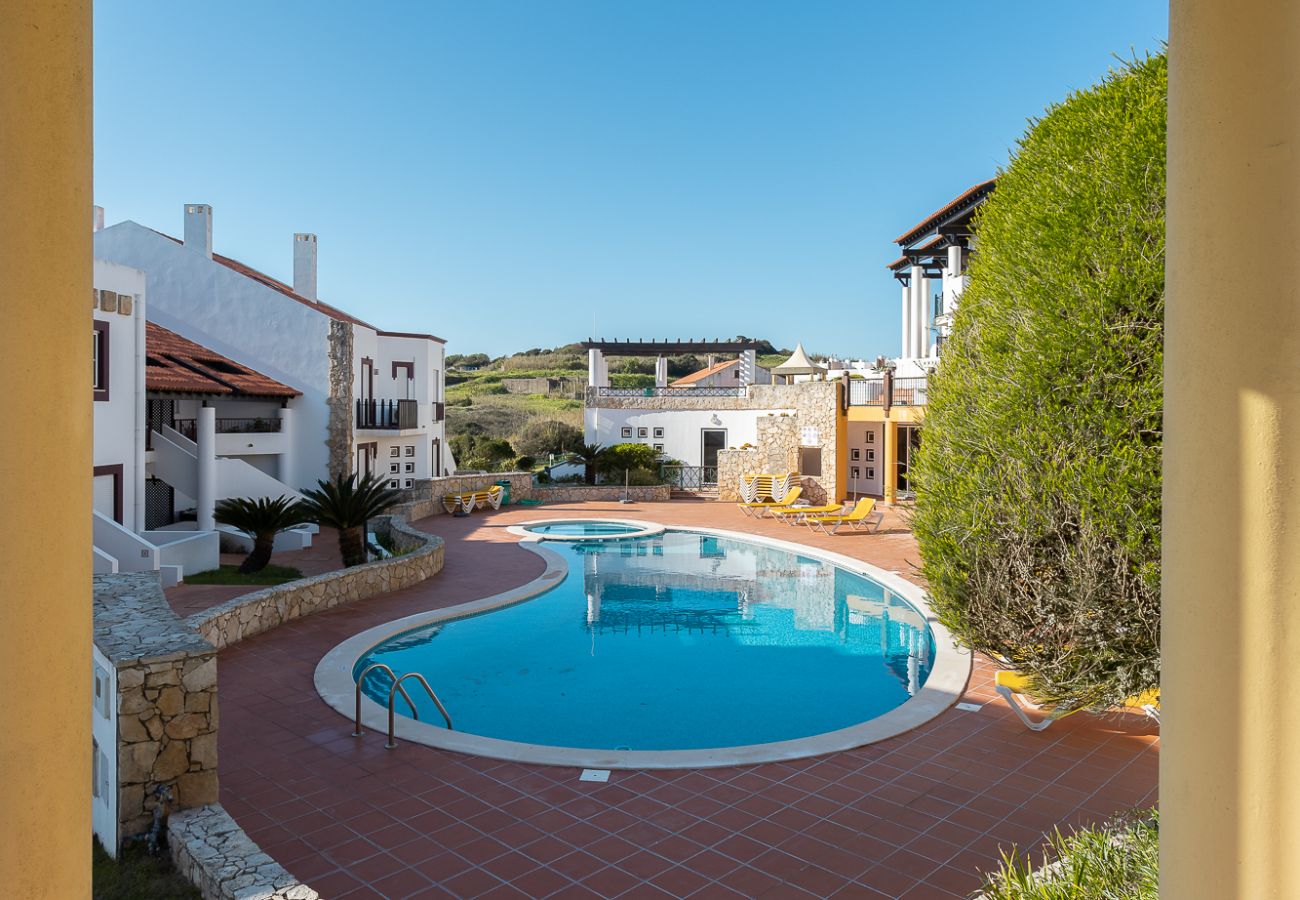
[911,54,1165,708]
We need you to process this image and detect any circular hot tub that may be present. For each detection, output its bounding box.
[507,518,665,541]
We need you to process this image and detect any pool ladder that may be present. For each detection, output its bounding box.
[353,662,454,749]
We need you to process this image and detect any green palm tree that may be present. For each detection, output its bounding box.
[574,442,604,485]
[213,495,309,574]
[299,472,403,567]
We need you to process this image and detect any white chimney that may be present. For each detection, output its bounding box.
[293,233,317,301]
[92,205,104,232]
[184,203,213,258]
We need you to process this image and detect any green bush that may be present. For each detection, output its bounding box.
[598,443,660,479]
[512,419,585,456]
[980,813,1157,899]
[910,54,1165,708]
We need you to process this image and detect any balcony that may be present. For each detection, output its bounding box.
[170,417,283,440]
[356,398,419,431]
[167,417,288,455]
[847,376,928,407]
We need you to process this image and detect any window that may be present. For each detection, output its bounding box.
[653,427,664,438]
[851,466,860,479]
[390,463,400,473]
[865,448,876,462]
[404,479,413,489]
[865,466,876,480]
[390,446,400,457]
[621,427,633,438]
[404,462,414,473]
[92,321,110,401]
[653,443,664,453]
[637,427,648,438]
[404,446,415,457]
[388,479,400,489]
[799,446,822,477]
[851,448,861,461]
[866,431,876,444]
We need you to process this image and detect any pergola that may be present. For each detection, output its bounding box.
[582,339,763,388]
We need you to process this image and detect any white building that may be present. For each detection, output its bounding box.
[670,357,772,389]
[887,178,995,360]
[92,259,220,585]
[93,203,451,498]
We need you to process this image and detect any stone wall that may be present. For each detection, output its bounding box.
[717,448,761,502]
[533,483,672,503]
[393,471,536,520]
[325,319,354,481]
[169,805,317,900]
[94,574,219,841]
[187,517,444,650]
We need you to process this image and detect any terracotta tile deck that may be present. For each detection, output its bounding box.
[215,500,1158,899]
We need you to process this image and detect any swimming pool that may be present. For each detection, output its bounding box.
[317,525,969,767]
[512,519,664,540]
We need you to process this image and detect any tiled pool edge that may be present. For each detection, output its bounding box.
[313,524,972,769]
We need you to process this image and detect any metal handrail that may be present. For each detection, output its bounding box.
[353,662,418,737]
[387,672,453,748]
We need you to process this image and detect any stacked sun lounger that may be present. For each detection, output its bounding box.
[442,484,505,515]
[738,472,797,503]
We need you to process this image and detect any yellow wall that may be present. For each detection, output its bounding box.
[0,1,93,894]
[1164,1,1300,896]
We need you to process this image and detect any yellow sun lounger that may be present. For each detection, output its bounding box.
[442,484,504,515]
[804,498,883,535]
[994,670,1161,731]
[738,486,801,516]
[769,502,844,524]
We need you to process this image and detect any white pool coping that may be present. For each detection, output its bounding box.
[314,521,972,769]
[505,517,665,542]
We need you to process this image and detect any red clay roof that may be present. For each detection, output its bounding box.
[152,229,445,342]
[146,322,301,399]
[894,178,997,246]
[671,358,740,386]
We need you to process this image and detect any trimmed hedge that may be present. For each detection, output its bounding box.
[911,54,1166,708]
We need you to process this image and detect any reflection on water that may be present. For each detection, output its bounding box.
[357,531,935,750]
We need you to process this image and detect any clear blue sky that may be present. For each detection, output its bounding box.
[94,2,1166,359]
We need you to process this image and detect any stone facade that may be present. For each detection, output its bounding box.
[169,804,318,900]
[325,319,354,481]
[717,448,761,502]
[94,574,219,841]
[604,381,844,504]
[188,517,443,650]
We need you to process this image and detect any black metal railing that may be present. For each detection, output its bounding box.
[216,417,281,434]
[592,386,746,399]
[891,377,929,406]
[846,375,929,407]
[847,380,887,406]
[356,398,419,430]
[661,465,719,491]
[172,418,197,441]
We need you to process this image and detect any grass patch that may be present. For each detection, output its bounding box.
[182,563,303,586]
[94,838,200,900]
[979,812,1157,899]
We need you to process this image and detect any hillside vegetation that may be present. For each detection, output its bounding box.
[446,338,790,470]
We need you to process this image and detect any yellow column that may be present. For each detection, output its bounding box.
[882,419,898,503]
[0,1,93,895]
[1164,2,1300,897]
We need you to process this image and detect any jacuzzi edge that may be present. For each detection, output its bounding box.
[313,522,973,770]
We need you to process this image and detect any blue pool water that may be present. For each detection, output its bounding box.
[523,521,644,536]
[356,530,934,751]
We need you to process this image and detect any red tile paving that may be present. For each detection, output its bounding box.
[215,500,1158,899]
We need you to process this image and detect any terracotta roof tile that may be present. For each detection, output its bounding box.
[146,322,301,399]
[894,178,997,246]
[671,358,740,386]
